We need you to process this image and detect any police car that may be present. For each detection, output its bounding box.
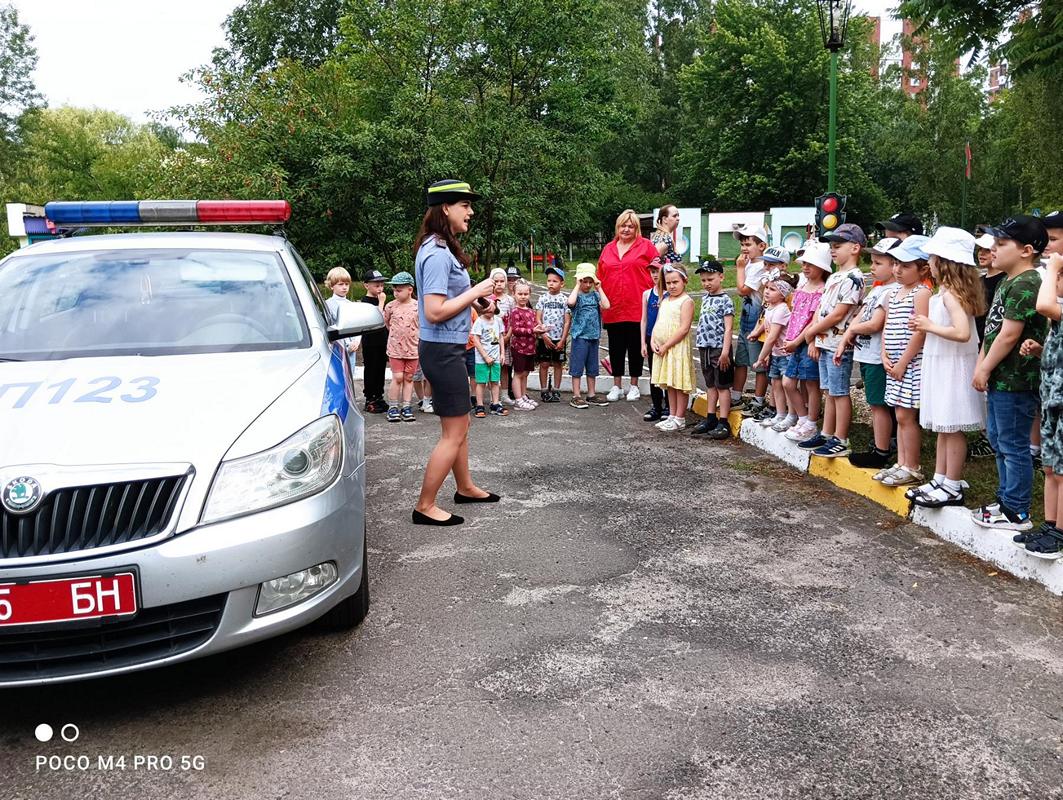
[0,200,383,686]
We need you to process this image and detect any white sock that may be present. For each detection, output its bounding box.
[754,395,765,405]
[785,414,798,424]
[933,472,946,485]
[731,390,742,402]
[943,477,963,492]
[798,415,809,424]
[1031,445,1042,456]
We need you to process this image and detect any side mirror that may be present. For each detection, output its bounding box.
[326,301,386,341]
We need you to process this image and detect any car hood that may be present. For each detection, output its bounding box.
[0,351,319,469]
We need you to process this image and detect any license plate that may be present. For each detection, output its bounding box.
[0,572,137,627]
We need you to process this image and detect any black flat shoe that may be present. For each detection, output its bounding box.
[454,491,501,504]
[412,509,464,526]
[643,408,663,422]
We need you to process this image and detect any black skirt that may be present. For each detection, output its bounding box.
[419,340,472,417]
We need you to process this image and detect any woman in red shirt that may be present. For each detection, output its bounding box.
[598,209,658,401]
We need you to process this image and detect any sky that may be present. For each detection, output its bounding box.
[12,0,903,125]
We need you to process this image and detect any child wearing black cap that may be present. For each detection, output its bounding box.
[360,269,389,413]
[971,215,1049,532]
[689,259,735,440]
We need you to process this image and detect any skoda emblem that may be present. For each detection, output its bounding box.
[2,476,43,514]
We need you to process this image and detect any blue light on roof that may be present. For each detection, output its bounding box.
[45,201,141,225]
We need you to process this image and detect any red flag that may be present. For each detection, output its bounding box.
[965,141,972,180]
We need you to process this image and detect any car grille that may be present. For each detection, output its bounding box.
[0,594,227,682]
[1,475,187,560]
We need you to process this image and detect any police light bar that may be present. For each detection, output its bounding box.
[43,200,291,227]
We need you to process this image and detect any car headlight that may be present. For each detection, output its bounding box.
[202,416,343,524]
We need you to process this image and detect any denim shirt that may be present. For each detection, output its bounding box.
[415,236,472,345]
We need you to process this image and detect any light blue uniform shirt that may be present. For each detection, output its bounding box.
[415,236,472,345]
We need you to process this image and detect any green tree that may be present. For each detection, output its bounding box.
[899,0,1063,80]
[0,3,41,142]
[212,0,346,73]
[674,0,890,225]
[166,0,653,277]
[10,107,171,202]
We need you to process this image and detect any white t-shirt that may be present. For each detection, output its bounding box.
[471,316,503,363]
[814,267,865,352]
[853,282,896,365]
[744,259,768,292]
[764,303,793,357]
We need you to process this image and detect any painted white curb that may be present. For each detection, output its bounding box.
[912,506,1063,595]
[738,419,811,471]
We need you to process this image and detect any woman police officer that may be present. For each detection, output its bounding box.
[412,180,499,525]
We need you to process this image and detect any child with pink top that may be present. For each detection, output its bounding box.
[754,277,796,431]
[781,244,832,441]
[383,271,420,422]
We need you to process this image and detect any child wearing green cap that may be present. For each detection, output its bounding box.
[383,271,420,422]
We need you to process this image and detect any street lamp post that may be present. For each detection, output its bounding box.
[816,0,853,194]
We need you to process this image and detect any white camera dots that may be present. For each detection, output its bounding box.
[34,722,80,743]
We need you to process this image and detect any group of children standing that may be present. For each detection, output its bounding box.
[668,211,1063,560]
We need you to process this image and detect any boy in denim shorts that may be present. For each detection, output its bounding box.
[799,224,866,458]
[731,223,769,410]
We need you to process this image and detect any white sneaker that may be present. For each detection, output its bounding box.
[785,421,816,441]
[522,395,539,408]
[656,416,679,431]
[606,386,623,402]
[626,385,641,401]
[671,417,686,430]
[422,398,434,414]
[772,416,796,433]
[655,416,674,430]
[760,415,783,428]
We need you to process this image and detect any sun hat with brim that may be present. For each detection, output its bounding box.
[797,243,833,273]
[388,270,415,286]
[975,233,996,250]
[426,179,481,207]
[923,227,977,267]
[575,262,598,281]
[888,235,931,263]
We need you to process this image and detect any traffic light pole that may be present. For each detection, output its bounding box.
[828,49,838,194]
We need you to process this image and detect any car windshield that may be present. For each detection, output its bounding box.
[0,247,309,360]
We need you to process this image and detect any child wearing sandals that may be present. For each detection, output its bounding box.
[906,228,987,507]
[876,236,932,487]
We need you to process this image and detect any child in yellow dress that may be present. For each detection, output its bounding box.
[651,265,697,431]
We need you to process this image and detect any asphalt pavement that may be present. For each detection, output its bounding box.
[3,396,1063,799]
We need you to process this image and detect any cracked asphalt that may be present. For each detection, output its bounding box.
[3,397,1063,799]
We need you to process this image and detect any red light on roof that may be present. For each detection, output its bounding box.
[196,200,291,224]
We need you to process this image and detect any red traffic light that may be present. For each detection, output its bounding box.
[822,196,839,214]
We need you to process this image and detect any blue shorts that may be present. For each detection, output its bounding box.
[818,348,853,397]
[569,338,600,378]
[768,355,786,380]
[735,337,766,371]
[783,342,819,381]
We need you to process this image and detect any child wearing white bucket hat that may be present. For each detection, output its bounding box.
[904,227,987,507]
